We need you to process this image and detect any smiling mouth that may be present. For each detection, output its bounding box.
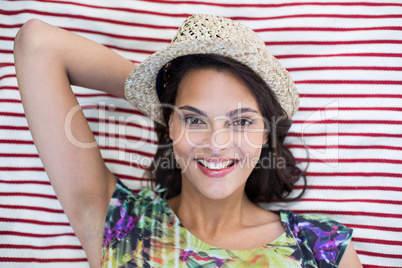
[196,159,238,170]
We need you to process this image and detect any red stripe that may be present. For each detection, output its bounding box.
[0,141,151,160]
[0,257,87,263]
[266,40,402,45]
[99,146,155,158]
[296,80,402,85]
[114,173,152,182]
[131,59,142,65]
[0,192,57,200]
[139,0,402,7]
[306,172,402,178]
[0,10,178,30]
[0,112,26,118]
[75,93,114,98]
[353,237,402,246]
[298,107,402,112]
[299,94,402,98]
[363,265,399,268]
[0,244,82,250]
[0,50,13,55]
[72,104,146,116]
[236,14,402,22]
[132,189,141,195]
[0,167,44,171]
[0,86,18,90]
[65,27,170,43]
[256,26,402,32]
[276,53,402,59]
[291,210,402,218]
[293,185,402,192]
[0,217,69,226]
[25,0,191,17]
[287,144,402,151]
[0,230,75,238]
[0,204,64,214]
[0,126,158,144]
[104,158,149,170]
[288,66,402,72]
[346,224,402,232]
[0,108,149,135]
[92,131,158,145]
[287,132,402,138]
[0,63,15,68]
[105,44,155,55]
[296,158,402,164]
[86,117,154,132]
[0,139,33,145]
[292,119,402,125]
[234,14,402,20]
[0,180,50,185]
[0,99,21,103]
[357,250,402,259]
[297,198,402,205]
[0,37,14,41]
[0,23,23,28]
[0,74,16,80]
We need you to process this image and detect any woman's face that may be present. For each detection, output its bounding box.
[168,69,268,201]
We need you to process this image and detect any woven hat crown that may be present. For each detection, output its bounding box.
[124,14,299,126]
[171,15,266,49]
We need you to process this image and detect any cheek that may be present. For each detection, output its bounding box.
[171,127,195,171]
[171,143,188,173]
[242,144,263,165]
[236,131,267,150]
[169,114,186,145]
[234,132,265,166]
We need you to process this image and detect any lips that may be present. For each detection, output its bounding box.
[195,158,239,178]
[196,159,236,170]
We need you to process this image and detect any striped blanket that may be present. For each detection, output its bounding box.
[1,1,401,267]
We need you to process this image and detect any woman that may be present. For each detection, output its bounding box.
[14,14,361,267]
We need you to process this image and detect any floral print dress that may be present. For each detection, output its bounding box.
[102,182,353,267]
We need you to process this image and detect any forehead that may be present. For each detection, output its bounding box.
[175,69,261,116]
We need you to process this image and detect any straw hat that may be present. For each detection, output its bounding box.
[125,14,299,126]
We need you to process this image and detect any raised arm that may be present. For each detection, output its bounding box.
[14,19,136,267]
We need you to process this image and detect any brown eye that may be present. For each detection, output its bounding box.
[184,116,204,125]
[232,119,252,127]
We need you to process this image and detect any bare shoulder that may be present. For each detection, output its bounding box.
[338,242,363,268]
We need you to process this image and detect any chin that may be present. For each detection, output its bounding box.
[182,166,248,201]
[197,182,242,201]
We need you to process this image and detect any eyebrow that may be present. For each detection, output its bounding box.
[178,105,259,118]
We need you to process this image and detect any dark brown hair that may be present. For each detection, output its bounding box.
[147,54,307,202]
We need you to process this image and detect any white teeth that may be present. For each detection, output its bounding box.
[197,159,234,170]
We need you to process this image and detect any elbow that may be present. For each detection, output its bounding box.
[14,19,60,94]
[15,19,49,47]
[14,19,51,66]
[14,19,41,53]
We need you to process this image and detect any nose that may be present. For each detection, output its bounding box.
[208,126,232,153]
